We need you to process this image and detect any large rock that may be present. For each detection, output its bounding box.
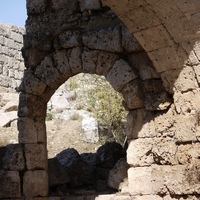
[0,144,25,171]
[0,171,21,198]
[56,148,94,188]
[82,117,99,143]
[108,158,129,190]
[0,111,17,127]
[48,157,70,187]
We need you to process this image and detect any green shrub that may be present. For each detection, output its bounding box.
[46,112,53,121]
[80,74,127,144]
[70,112,81,120]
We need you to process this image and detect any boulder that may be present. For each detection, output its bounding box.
[2,100,18,112]
[96,142,124,169]
[82,117,99,143]
[108,158,129,190]
[48,158,70,187]
[56,148,94,188]
[0,111,17,127]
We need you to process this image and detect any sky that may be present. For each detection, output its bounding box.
[0,0,27,27]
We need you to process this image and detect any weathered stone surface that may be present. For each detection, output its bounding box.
[83,26,122,53]
[35,56,64,90]
[82,50,98,73]
[68,47,82,74]
[126,109,156,139]
[121,79,144,110]
[79,0,102,11]
[121,24,143,53]
[177,143,200,165]
[2,100,18,112]
[48,158,70,187]
[22,70,47,96]
[52,0,78,12]
[108,158,129,190]
[53,50,72,79]
[27,0,47,14]
[127,138,178,166]
[18,117,46,144]
[59,31,82,49]
[2,144,25,171]
[23,170,48,197]
[18,93,46,118]
[0,171,21,198]
[134,25,175,52]
[0,111,17,127]
[56,148,94,188]
[82,117,99,143]
[127,52,160,80]
[25,144,48,170]
[106,59,138,92]
[129,164,200,195]
[96,51,119,75]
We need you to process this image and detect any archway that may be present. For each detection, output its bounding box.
[16,0,200,199]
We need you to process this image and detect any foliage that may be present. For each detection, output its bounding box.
[46,112,53,121]
[70,112,81,120]
[67,74,127,144]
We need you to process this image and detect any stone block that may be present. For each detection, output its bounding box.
[119,4,160,33]
[129,164,200,196]
[148,45,188,74]
[83,26,122,53]
[52,0,78,13]
[59,31,82,49]
[52,50,72,80]
[127,138,154,167]
[126,109,156,139]
[127,52,160,80]
[106,59,137,92]
[131,196,163,200]
[96,51,119,76]
[35,56,64,90]
[108,158,129,190]
[22,70,47,96]
[2,144,25,171]
[135,25,175,52]
[18,117,46,144]
[18,93,46,118]
[67,47,82,74]
[25,144,48,170]
[165,13,200,44]
[82,50,98,73]
[27,0,47,14]
[151,138,178,165]
[177,143,200,165]
[128,138,178,166]
[128,167,153,195]
[79,0,102,11]
[146,0,184,22]
[121,24,143,53]
[23,170,48,197]
[0,171,21,198]
[121,79,144,109]
[174,114,197,142]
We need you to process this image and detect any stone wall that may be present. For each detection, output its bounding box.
[0,0,200,200]
[0,24,24,91]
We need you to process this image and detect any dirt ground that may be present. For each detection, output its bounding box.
[0,118,102,158]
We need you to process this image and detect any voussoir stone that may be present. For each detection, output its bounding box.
[106,59,138,92]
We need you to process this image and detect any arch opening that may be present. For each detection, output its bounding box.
[13,0,200,199]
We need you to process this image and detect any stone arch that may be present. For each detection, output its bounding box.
[15,0,200,199]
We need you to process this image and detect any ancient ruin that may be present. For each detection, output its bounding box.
[0,0,200,199]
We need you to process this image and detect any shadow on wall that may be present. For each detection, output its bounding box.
[102,0,200,94]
